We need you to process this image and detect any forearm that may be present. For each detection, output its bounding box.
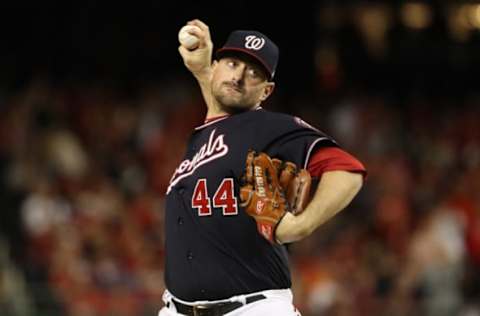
[193,69,217,115]
[276,170,363,243]
[177,20,217,113]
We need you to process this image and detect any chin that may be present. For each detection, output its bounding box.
[219,102,254,114]
[214,93,255,113]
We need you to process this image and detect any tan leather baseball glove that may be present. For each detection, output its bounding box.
[240,150,312,243]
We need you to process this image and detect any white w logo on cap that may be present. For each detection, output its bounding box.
[245,35,265,50]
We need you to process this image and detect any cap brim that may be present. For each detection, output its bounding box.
[216,47,273,79]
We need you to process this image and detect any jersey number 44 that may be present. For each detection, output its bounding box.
[192,178,238,216]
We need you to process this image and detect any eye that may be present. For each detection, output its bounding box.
[227,60,236,68]
[246,68,260,79]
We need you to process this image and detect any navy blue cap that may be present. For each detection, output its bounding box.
[216,30,279,80]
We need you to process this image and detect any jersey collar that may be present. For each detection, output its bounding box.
[195,106,263,131]
[204,114,230,124]
[195,115,230,130]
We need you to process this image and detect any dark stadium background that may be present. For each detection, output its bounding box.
[0,1,479,316]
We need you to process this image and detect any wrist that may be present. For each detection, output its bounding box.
[275,212,295,244]
[192,67,212,81]
[276,211,315,244]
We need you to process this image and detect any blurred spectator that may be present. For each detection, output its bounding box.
[0,238,35,316]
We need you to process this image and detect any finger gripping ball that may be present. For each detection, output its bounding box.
[178,25,201,50]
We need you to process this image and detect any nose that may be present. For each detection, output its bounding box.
[231,64,246,84]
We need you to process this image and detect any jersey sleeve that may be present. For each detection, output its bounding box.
[307,147,367,179]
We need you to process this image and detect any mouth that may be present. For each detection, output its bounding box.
[223,83,243,94]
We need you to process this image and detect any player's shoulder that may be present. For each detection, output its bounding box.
[233,107,286,125]
[251,108,323,133]
[251,108,291,120]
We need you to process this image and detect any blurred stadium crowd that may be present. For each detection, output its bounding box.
[1,1,480,316]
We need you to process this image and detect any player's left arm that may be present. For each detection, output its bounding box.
[275,144,366,243]
[275,170,363,244]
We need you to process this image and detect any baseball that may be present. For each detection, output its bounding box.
[178,25,201,50]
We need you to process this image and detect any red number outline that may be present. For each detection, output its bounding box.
[192,179,211,216]
[192,178,238,216]
[213,178,238,216]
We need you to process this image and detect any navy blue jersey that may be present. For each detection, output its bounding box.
[164,108,337,301]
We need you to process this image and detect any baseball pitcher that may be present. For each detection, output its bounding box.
[159,19,366,316]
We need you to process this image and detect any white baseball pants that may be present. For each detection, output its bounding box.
[158,288,301,316]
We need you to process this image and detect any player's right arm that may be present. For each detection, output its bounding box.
[178,19,217,116]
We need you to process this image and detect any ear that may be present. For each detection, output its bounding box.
[260,82,275,101]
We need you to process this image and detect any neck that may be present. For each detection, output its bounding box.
[206,99,262,119]
[206,104,261,119]
[206,99,227,119]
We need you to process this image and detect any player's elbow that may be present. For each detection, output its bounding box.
[337,171,364,210]
[349,172,364,195]
[305,171,364,232]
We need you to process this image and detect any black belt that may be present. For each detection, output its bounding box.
[172,294,266,316]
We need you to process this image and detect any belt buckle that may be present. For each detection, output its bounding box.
[192,304,209,316]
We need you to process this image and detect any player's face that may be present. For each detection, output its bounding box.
[211,56,274,111]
